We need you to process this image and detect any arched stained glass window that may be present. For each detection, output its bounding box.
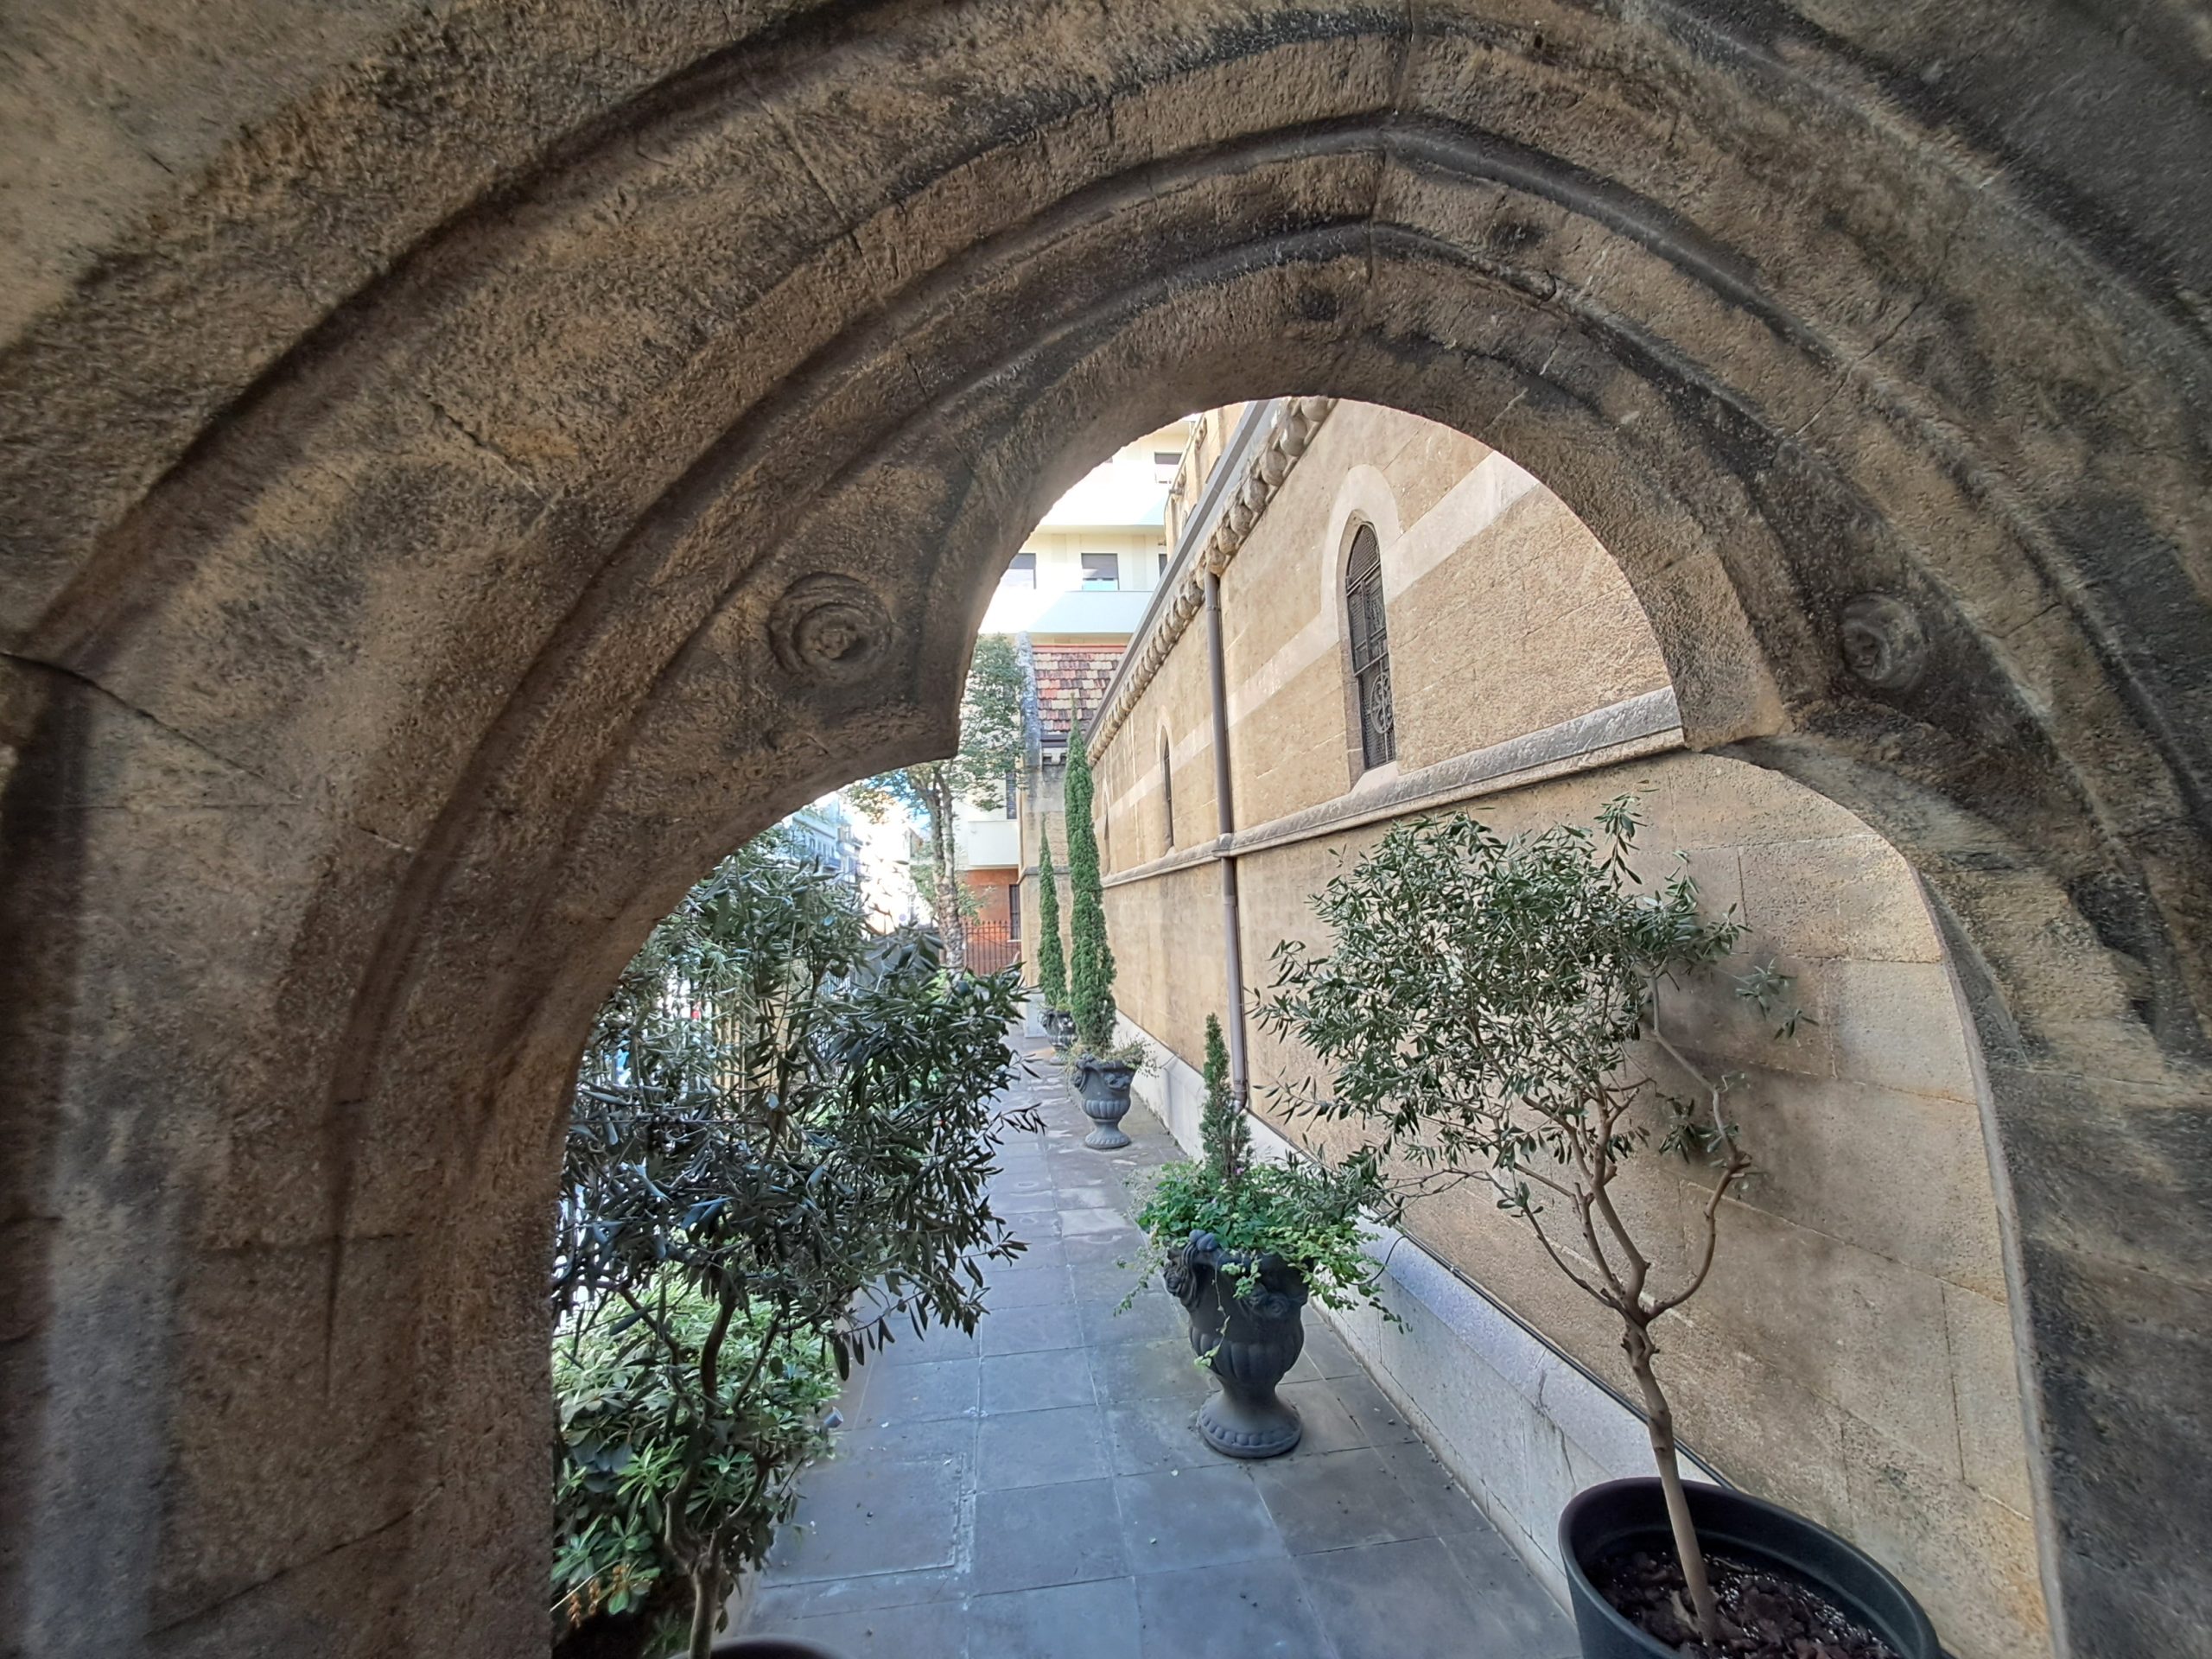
[1345,524,1395,770]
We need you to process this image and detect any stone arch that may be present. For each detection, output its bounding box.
[1,6,2206,1656]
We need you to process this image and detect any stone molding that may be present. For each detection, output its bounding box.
[1084,395,1337,760]
[1101,687,1683,889]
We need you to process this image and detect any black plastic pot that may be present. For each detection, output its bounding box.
[1559,1478,1942,1659]
[1073,1056,1135,1149]
[1164,1231,1308,1458]
[710,1641,842,1658]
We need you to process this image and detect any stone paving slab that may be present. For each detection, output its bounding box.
[736,1039,1574,1658]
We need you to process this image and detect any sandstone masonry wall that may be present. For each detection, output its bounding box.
[1097,404,2047,1659]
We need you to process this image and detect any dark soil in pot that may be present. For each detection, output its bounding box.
[1594,1547,1903,1659]
[1560,1479,1940,1659]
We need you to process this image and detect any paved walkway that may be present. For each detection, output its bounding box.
[734,1039,1574,1658]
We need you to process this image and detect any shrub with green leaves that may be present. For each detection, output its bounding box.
[1196,1013,1249,1185]
[552,1287,837,1637]
[1134,1014,1382,1317]
[1134,1156,1386,1316]
[553,836,1037,1659]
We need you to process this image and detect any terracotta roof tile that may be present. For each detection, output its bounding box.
[1033,644,1124,743]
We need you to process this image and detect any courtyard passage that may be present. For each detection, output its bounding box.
[733,1039,1573,1657]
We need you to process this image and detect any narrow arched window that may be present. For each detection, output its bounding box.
[1345,524,1395,769]
[1160,735,1175,849]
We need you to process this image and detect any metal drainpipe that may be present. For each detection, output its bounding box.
[1204,565,1250,1107]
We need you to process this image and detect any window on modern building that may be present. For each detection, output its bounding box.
[1080,551,1119,589]
[1153,449,1180,483]
[1156,550,1168,579]
[1001,550,1036,588]
[1345,524,1396,771]
[1160,735,1174,849]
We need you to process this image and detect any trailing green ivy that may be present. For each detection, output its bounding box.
[1062,723,1118,1052]
[1133,1156,1386,1315]
[1035,836,1066,1008]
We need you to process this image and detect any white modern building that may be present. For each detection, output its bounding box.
[950,418,1192,972]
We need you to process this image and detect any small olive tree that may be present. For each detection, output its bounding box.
[553,838,1037,1659]
[1260,798,1799,1646]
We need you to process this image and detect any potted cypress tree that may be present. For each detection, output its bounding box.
[1034,837,1073,1051]
[1132,1014,1385,1457]
[1261,800,1940,1659]
[1062,724,1143,1147]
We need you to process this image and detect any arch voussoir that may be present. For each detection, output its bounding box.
[3,5,2209,1657]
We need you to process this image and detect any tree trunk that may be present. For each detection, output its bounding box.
[1624,1319,1720,1644]
[926,770,967,969]
[686,1561,723,1659]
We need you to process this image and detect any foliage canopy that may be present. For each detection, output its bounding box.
[552,836,1035,1658]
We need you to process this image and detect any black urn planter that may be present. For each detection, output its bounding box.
[1559,1478,1942,1659]
[1073,1055,1135,1148]
[1164,1231,1308,1458]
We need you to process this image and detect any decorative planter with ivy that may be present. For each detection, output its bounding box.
[1072,1047,1137,1148]
[1165,1232,1310,1456]
[1131,1016,1388,1459]
[1043,1003,1075,1052]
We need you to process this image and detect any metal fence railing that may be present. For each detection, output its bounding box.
[962,919,1021,977]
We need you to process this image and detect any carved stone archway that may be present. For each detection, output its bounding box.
[2,6,2206,1656]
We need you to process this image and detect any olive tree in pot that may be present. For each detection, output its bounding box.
[1063,726,1141,1147]
[551,840,1038,1659]
[1260,801,1940,1659]
[1129,1015,1387,1457]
